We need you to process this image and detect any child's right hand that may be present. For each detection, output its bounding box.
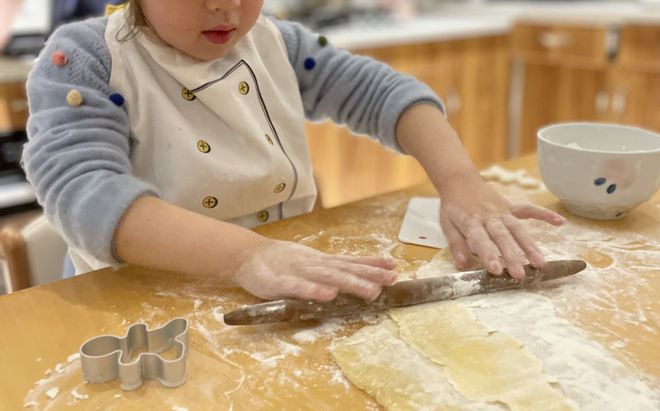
[233,240,397,302]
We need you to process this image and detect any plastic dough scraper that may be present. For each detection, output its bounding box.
[223,260,587,325]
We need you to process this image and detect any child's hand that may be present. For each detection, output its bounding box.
[439,177,565,280]
[233,240,397,302]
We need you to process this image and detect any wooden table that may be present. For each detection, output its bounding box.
[1,155,658,410]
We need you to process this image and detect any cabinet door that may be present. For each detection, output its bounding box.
[0,82,28,132]
[306,43,429,208]
[607,69,660,133]
[454,36,510,168]
[517,61,609,154]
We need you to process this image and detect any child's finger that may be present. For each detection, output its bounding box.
[331,255,397,270]
[502,214,546,268]
[440,217,470,270]
[329,261,396,285]
[484,219,526,279]
[304,266,382,301]
[276,276,339,302]
[512,204,566,226]
[463,222,504,275]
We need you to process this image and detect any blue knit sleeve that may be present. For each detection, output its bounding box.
[269,18,445,153]
[22,17,159,264]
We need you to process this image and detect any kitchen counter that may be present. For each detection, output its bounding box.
[323,1,660,50]
[1,154,658,409]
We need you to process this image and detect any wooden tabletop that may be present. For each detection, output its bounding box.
[1,155,658,410]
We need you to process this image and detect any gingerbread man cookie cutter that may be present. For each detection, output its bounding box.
[80,318,189,391]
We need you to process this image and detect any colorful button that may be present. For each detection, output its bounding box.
[181,88,196,101]
[607,184,617,194]
[66,90,83,106]
[257,210,269,223]
[265,134,274,145]
[239,82,250,95]
[197,140,211,153]
[318,36,328,47]
[274,183,286,193]
[109,93,125,107]
[51,51,68,67]
[202,196,218,208]
[304,57,316,70]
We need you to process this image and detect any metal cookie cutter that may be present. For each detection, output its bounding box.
[80,318,189,391]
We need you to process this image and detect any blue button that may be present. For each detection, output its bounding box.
[304,57,317,70]
[109,93,125,107]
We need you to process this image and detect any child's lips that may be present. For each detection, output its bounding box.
[202,27,236,45]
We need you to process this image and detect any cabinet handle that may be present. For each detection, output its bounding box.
[611,89,628,116]
[538,32,571,49]
[595,90,609,114]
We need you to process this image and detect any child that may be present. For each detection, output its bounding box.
[23,0,565,302]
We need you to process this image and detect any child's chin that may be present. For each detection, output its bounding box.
[186,45,232,62]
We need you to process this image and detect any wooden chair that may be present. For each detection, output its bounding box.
[0,214,67,293]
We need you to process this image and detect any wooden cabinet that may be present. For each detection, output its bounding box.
[512,22,660,155]
[307,35,510,208]
[0,82,28,133]
[0,59,31,133]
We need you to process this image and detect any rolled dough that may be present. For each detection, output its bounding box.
[331,319,505,411]
[331,302,576,411]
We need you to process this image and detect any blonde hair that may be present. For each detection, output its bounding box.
[125,0,148,28]
[111,0,150,40]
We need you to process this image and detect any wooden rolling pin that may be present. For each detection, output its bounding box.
[224,260,587,325]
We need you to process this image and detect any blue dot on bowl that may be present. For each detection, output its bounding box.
[304,57,317,70]
[607,184,617,194]
[594,177,606,186]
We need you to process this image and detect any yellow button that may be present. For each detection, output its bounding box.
[182,88,196,101]
[274,183,286,193]
[66,90,83,107]
[181,87,197,101]
[257,210,269,223]
[197,140,211,153]
[202,196,218,209]
[238,82,250,95]
[265,134,274,145]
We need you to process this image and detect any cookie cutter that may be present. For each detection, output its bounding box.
[79,317,189,391]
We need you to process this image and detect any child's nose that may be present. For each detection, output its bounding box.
[205,0,241,12]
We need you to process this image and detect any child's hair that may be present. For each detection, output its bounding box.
[116,0,148,40]
[125,0,147,28]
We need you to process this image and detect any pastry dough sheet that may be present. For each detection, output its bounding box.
[332,302,576,411]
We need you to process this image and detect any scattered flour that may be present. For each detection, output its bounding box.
[70,388,89,401]
[171,406,188,411]
[66,353,80,363]
[45,387,59,400]
[291,318,346,344]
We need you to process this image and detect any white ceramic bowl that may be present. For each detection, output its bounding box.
[537,123,660,220]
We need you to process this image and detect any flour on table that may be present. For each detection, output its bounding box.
[332,185,660,411]
[291,318,347,344]
[70,388,89,401]
[45,387,59,400]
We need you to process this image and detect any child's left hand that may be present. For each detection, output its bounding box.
[438,175,565,279]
